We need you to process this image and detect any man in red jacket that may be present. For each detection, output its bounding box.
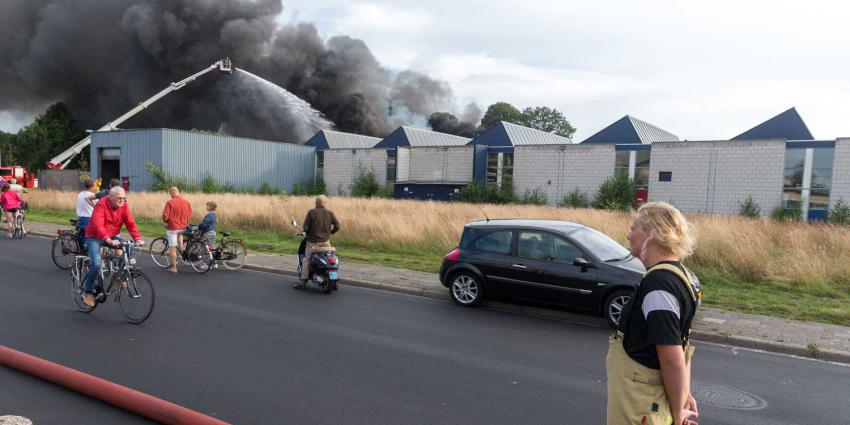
[82,187,144,307]
[161,186,192,273]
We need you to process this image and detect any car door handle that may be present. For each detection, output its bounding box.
[511,264,527,269]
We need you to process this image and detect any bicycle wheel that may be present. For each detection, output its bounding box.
[118,270,155,324]
[220,240,247,270]
[13,215,22,239]
[71,260,97,313]
[52,237,78,270]
[149,237,171,268]
[187,241,212,274]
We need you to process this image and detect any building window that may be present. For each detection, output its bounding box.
[615,151,630,178]
[386,153,396,183]
[486,152,514,188]
[809,147,834,220]
[315,151,324,180]
[783,146,834,221]
[659,171,672,182]
[782,148,805,212]
[634,150,650,189]
[614,150,650,188]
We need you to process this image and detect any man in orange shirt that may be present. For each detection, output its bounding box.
[161,186,192,273]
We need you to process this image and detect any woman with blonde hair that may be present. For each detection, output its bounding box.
[606,202,702,425]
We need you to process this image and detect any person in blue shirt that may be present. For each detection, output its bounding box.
[198,201,217,246]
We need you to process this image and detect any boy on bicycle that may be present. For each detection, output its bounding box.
[82,187,144,307]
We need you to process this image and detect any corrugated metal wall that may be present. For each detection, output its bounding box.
[160,129,315,192]
[91,129,164,190]
[91,128,315,192]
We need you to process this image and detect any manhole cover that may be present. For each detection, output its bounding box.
[0,416,33,425]
[691,383,767,410]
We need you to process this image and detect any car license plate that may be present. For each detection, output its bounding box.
[329,271,338,280]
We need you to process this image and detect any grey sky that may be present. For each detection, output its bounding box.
[3,1,849,141]
[280,0,850,141]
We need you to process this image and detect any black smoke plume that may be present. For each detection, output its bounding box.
[0,0,480,142]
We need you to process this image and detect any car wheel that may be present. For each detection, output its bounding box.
[449,271,483,306]
[604,289,633,329]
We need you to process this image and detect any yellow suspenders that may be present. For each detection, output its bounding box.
[643,263,700,304]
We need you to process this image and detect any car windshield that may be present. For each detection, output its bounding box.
[569,227,630,262]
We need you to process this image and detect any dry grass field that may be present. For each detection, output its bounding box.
[30,189,850,289]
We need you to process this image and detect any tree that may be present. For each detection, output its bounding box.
[13,102,88,171]
[521,106,576,139]
[480,102,525,129]
[0,131,17,166]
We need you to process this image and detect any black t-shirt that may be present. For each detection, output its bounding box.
[94,190,109,200]
[618,261,702,369]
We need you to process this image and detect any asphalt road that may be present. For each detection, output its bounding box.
[1,235,848,424]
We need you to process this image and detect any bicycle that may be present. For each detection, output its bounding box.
[52,219,83,270]
[209,231,247,271]
[12,201,27,239]
[148,225,213,273]
[70,240,155,324]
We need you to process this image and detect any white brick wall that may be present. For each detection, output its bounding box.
[323,149,388,196]
[648,140,785,215]
[830,138,850,210]
[513,144,615,205]
[396,148,410,182]
[400,146,474,182]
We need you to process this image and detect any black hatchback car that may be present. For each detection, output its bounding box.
[439,219,645,328]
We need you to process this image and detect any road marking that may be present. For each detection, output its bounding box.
[702,317,726,324]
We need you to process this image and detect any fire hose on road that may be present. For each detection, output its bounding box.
[0,344,230,425]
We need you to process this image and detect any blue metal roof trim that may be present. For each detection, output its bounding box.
[485,146,515,153]
[375,127,409,148]
[303,131,329,150]
[582,115,678,144]
[582,116,640,144]
[733,107,814,141]
[376,126,470,148]
[785,140,835,149]
[467,122,512,147]
[468,121,571,146]
[614,144,652,151]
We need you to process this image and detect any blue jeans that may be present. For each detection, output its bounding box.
[83,236,125,292]
[76,216,90,252]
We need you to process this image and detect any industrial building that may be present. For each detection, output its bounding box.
[90,128,315,192]
[84,107,850,222]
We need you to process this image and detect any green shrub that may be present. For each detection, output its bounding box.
[739,196,761,218]
[829,199,850,225]
[350,165,386,198]
[770,202,803,222]
[593,173,635,212]
[457,181,516,204]
[258,182,283,195]
[559,189,591,208]
[519,187,547,205]
[147,162,198,192]
[200,171,221,193]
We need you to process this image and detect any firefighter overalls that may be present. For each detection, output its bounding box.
[606,264,700,425]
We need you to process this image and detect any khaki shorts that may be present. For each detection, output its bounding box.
[605,334,694,425]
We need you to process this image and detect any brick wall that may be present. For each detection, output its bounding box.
[513,144,614,205]
[830,138,850,209]
[401,146,474,182]
[323,149,387,196]
[648,140,785,215]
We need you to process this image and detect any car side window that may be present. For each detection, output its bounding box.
[518,231,552,261]
[470,230,513,254]
[553,236,584,264]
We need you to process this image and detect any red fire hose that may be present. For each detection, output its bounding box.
[0,344,230,425]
